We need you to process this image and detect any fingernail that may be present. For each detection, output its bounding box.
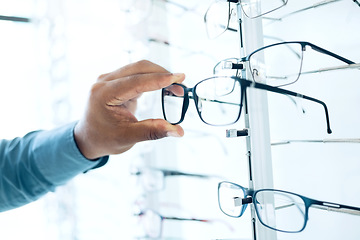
[166,131,181,138]
[172,73,185,78]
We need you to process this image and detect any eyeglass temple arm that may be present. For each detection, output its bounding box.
[310,201,360,216]
[162,170,216,178]
[263,0,342,21]
[353,0,360,7]
[271,138,360,145]
[166,94,240,107]
[250,81,332,134]
[307,43,355,65]
[298,62,360,75]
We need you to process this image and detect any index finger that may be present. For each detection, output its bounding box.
[98,60,170,82]
[105,72,186,106]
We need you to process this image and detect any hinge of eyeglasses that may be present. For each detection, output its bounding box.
[226,128,249,138]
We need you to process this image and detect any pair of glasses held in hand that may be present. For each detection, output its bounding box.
[161,76,332,134]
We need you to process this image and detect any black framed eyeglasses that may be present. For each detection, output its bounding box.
[213,41,358,87]
[218,181,360,233]
[161,76,332,134]
[204,0,288,39]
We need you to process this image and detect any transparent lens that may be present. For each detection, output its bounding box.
[241,0,288,18]
[254,190,306,232]
[162,84,186,124]
[204,0,230,39]
[140,169,164,192]
[218,182,246,217]
[195,77,242,125]
[249,43,303,86]
[141,210,162,238]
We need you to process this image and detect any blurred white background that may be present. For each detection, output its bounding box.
[0,0,359,239]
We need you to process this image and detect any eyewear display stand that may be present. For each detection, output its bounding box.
[236,4,277,240]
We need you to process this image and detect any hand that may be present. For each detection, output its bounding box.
[74,60,185,159]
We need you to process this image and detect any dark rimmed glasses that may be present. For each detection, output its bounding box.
[204,0,288,39]
[218,181,360,233]
[161,76,332,133]
[213,41,358,87]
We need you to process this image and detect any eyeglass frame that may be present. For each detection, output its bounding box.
[161,76,332,134]
[204,0,289,37]
[213,41,356,86]
[218,181,360,233]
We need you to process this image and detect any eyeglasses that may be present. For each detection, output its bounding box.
[135,209,212,238]
[131,167,217,192]
[161,76,332,133]
[218,181,360,233]
[204,0,288,39]
[213,41,359,87]
[263,0,351,22]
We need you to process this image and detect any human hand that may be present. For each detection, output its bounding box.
[74,60,185,159]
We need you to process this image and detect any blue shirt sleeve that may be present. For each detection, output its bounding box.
[0,122,109,212]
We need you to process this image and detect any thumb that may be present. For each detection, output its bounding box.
[131,119,184,142]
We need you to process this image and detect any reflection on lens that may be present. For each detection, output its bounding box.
[249,43,303,86]
[218,182,246,217]
[254,190,306,232]
[162,84,185,124]
[195,77,242,125]
[241,0,288,18]
[204,0,230,39]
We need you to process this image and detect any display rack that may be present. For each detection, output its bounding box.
[235,4,276,240]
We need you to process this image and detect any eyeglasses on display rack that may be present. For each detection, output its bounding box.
[213,41,359,87]
[218,181,360,233]
[204,0,288,39]
[131,167,219,192]
[135,209,232,239]
[161,76,332,133]
[204,0,359,39]
[262,0,350,22]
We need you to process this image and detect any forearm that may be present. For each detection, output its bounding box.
[0,122,108,212]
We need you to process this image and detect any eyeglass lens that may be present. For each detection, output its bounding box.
[218,182,246,217]
[249,42,304,86]
[254,190,306,232]
[162,77,242,126]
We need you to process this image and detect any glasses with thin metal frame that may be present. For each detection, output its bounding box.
[135,209,215,238]
[218,181,360,233]
[262,0,359,22]
[213,41,359,87]
[204,0,288,39]
[161,76,332,133]
[131,167,218,192]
